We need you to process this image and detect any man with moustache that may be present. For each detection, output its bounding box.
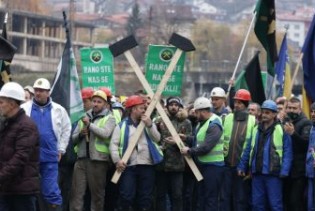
[238,100,292,211]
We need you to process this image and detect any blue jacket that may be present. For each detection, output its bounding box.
[306,125,315,178]
[238,122,293,176]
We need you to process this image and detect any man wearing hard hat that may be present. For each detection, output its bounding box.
[221,89,256,211]
[181,97,225,210]
[238,100,292,211]
[210,87,230,117]
[70,90,116,211]
[21,78,71,211]
[0,82,40,211]
[110,95,162,211]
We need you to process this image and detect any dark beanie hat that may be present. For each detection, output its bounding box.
[166,96,182,106]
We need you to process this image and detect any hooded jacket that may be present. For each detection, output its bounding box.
[155,108,192,172]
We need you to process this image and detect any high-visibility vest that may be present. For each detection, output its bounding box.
[113,109,122,124]
[249,124,283,167]
[223,113,256,157]
[196,114,224,163]
[119,120,163,165]
[75,116,111,154]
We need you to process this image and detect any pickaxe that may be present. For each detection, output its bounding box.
[109,33,203,184]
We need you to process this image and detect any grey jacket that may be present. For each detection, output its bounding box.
[72,108,116,161]
[110,120,161,166]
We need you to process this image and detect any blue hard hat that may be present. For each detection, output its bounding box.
[112,102,124,110]
[261,100,277,112]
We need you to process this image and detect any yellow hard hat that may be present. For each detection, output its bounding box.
[92,90,107,102]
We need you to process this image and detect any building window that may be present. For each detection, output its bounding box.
[294,33,299,38]
[294,24,300,30]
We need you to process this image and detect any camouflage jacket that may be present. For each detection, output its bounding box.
[154,109,192,172]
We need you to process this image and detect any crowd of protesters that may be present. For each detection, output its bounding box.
[0,79,315,211]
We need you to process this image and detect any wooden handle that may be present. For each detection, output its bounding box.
[111,49,184,184]
[115,50,203,182]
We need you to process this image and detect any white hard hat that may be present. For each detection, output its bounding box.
[0,82,25,102]
[33,78,51,90]
[194,97,212,110]
[24,85,34,94]
[210,87,226,98]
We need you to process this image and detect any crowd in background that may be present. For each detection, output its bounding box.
[0,79,315,211]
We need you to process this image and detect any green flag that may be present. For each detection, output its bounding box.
[50,22,85,124]
[254,0,278,76]
[234,70,248,90]
[234,52,267,104]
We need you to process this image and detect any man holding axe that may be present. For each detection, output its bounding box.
[110,95,163,211]
[181,97,225,211]
[108,34,203,185]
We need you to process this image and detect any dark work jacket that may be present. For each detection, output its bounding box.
[290,113,312,178]
[155,110,192,172]
[0,109,40,194]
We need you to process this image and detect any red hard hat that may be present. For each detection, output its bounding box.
[125,95,145,108]
[81,87,94,99]
[234,89,251,101]
[99,87,112,98]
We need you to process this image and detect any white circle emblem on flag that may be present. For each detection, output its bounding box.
[90,50,103,64]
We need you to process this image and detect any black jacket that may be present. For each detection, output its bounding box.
[290,112,312,178]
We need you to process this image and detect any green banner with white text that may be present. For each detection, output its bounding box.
[145,45,185,96]
[80,47,115,94]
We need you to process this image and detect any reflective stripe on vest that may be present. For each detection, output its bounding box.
[249,124,283,167]
[196,114,224,163]
[118,121,163,159]
[74,120,85,153]
[113,109,122,124]
[223,113,256,157]
[94,115,111,154]
[74,116,111,154]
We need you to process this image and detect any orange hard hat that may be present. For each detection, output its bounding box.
[81,87,94,99]
[99,87,112,98]
[234,89,251,101]
[125,95,145,108]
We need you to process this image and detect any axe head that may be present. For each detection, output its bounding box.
[169,33,195,52]
[109,35,138,57]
